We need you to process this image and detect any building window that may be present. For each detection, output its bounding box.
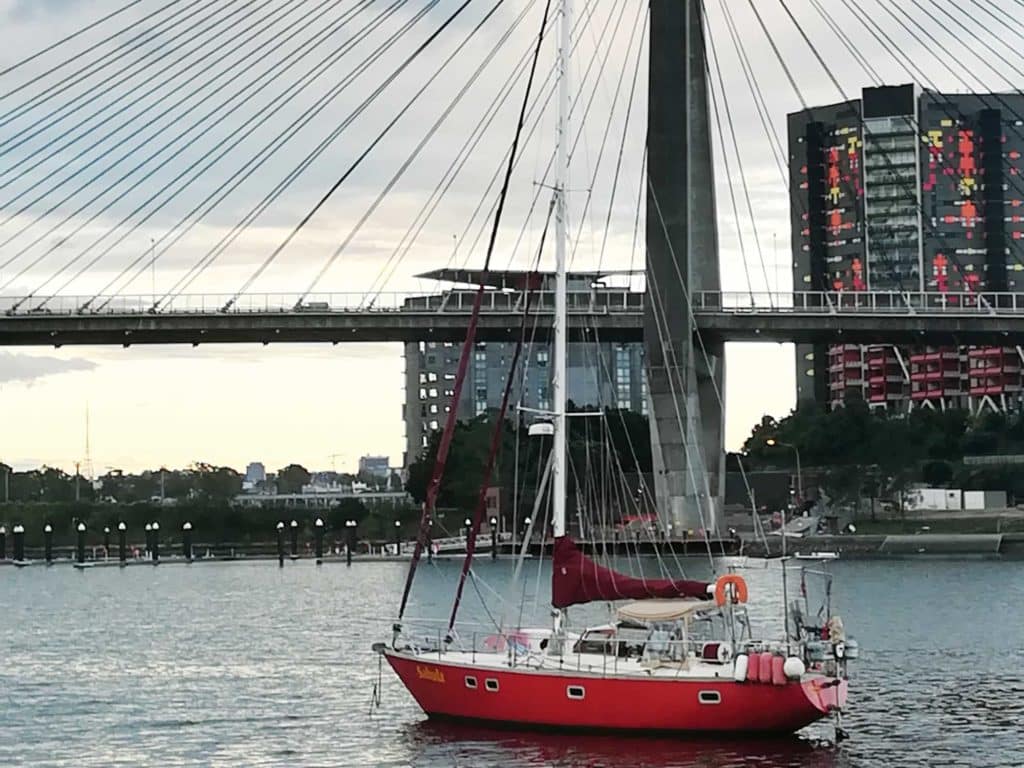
[616,345,632,409]
[640,368,648,415]
[428,372,438,382]
[537,349,549,367]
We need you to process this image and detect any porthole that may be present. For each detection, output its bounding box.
[465,676,477,689]
[567,685,585,700]
[698,690,721,705]
[485,678,499,692]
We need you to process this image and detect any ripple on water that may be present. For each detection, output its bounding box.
[0,558,1022,766]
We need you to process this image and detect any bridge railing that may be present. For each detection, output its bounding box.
[0,290,646,316]
[691,290,1024,314]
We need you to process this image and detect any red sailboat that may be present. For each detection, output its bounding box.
[382,535,850,734]
[377,0,854,737]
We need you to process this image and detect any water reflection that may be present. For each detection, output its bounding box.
[405,719,847,768]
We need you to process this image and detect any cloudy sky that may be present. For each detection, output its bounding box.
[0,0,1015,474]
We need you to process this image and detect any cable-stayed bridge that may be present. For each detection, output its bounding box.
[3,290,1024,347]
[5,0,1024,529]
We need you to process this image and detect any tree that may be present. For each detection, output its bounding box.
[192,463,242,501]
[276,464,311,494]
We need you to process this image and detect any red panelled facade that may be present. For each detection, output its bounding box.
[791,86,1024,414]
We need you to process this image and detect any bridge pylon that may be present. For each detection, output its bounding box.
[645,0,724,535]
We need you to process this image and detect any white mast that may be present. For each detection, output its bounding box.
[551,0,570,539]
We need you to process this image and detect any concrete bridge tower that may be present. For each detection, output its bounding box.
[645,0,724,533]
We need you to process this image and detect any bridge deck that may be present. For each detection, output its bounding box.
[2,290,1024,346]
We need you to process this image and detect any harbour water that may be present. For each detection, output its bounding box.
[1,557,1022,766]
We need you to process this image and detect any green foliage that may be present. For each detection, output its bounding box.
[405,408,652,514]
[743,402,1024,501]
[276,464,311,494]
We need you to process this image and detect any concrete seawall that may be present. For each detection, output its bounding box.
[746,533,1024,559]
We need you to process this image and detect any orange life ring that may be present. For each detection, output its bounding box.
[714,574,749,606]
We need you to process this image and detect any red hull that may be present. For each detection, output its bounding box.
[385,651,847,734]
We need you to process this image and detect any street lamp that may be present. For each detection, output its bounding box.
[766,438,803,505]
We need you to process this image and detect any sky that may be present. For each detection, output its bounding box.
[0,0,1017,474]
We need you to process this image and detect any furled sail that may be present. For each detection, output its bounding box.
[551,537,709,609]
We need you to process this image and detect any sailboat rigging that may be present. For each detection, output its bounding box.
[377,0,855,736]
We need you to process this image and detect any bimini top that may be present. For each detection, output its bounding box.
[616,599,717,623]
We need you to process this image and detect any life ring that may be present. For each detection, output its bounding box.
[714,574,749,606]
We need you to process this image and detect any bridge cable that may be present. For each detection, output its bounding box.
[0,0,154,81]
[497,0,625,272]
[591,6,646,279]
[0,0,223,132]
[222,0,481,309]
[369,0,600,301]
[103,0,422,307]
[365,0,602,300]
[361,15,558,303]
[979,0,1024,38]
[806,0,883,86]
[564,0,641,272]
[752,0,920,294]
[296,0,538,303]
[461,0,624,274]
[435,0,599,274]
[716,0,788,201]
[703,0,769,303]
[0,0,300,215]
[115,0,423,308]
[0,4,281,253]
[840,0,1024,274]
[70,0,420,309]
[0,0,312,196]
[4,0,387,302]
[0,0,258,167]
[446,0,554,634]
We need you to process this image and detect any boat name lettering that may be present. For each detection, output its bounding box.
[416,666,446,684]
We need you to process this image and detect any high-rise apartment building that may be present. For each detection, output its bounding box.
[790,84,1024,414]
[402,270,647,466]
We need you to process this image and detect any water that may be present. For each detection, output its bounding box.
[1,557,1022,767]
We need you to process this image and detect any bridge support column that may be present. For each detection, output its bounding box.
[646,0,723,534]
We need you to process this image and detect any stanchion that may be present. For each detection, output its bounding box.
[345,520,357,566]
[276,522,285,567]
[151,522,160,565]
[118,522,127,566]
[182,522,193,563]
[12,524,25,562]
[44,523,54,565]
[314,518,324,565]
[75,522,86,565]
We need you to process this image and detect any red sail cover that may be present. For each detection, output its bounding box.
[551,537,710,609]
